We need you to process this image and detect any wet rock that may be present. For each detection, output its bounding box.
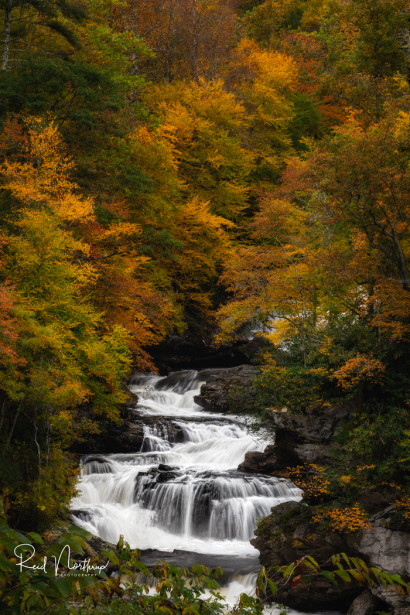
[87,535,118,556]
[347,591,387,615]
[140,550,260,586]
[72,510,93,523]
[238,445,276,474]
[156,465,180,482]
[70,415,185,455]
[145,335,268,375]
[194,365,258,412]
[268,402,357,467]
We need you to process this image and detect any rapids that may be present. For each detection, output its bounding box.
[71,369,303,608]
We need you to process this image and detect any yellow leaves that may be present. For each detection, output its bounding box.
[102,222,142,239]
[228,38,297,163]
[0,117,94,223]
[265,319,292,346]
[0,118,134,427]
[233,38,297,96]
[392,111,410,139]
[145,79,254,221]
[217,193,320,342]
[173,197,233,320]
[367,281,410,342]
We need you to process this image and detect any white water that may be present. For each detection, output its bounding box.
[72,370,302,606]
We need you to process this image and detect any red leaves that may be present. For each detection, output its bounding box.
[290,574,302,587]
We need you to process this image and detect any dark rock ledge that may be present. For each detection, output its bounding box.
[194,365,258,412]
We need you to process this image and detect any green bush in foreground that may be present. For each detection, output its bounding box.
[0,501,265,615]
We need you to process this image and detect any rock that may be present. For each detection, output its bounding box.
[251,501,353,568]
[251,501,362,611]
[347,591,388,615]
[268,402,357,467]
[357,490,401,512]
[70,414,185,454]
[356,507,410,576]
[87,535,117,556]
[194,365,258,412]
[369,585,410,612]
[238,445,277,474]
[145,335,268,375]
[251,499,410,612]
[158,464,176,471]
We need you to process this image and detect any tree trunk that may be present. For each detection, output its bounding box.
[191,0,198,82]
[1,1,12,71]
[400,20,410,87]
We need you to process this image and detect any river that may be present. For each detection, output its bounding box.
[71,369,304,609]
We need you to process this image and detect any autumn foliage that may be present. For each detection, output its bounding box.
[312,505,371,534]
[1,0,410,529]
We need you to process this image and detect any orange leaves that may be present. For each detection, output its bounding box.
[227,39,297,178]
[0,117,94,223]
[0,281,19,367]
[232,38,297,100]
[394,496,410,520]
[313,505,371,534]
[122,0,237,82]
[0,117,134,427]
[287,464,330,501]
[333,354,386,391]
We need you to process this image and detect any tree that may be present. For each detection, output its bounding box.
[0,117,133,527]
[318,0,410,120]
[114,0,238,82]
[145,78,254,222]
[217,195,318,367]
[226,39,298,187]
[1,0,85,70]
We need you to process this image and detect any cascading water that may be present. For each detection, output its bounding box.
[71,369,303,608]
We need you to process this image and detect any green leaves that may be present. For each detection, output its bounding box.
[320,570,339,588]
[269,551,410,600]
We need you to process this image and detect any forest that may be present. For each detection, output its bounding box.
[1,0,410,613]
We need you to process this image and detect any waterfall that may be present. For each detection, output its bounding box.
[71,369,303,605]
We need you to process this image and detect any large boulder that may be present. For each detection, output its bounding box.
[251,501,410,613]
[251,501,362,611]
[347,591,387,615]
[238,445,277,474]
[194,365,258,412]
[357,507,410,576]
[70,413,185,454]
[268,402,357,467]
